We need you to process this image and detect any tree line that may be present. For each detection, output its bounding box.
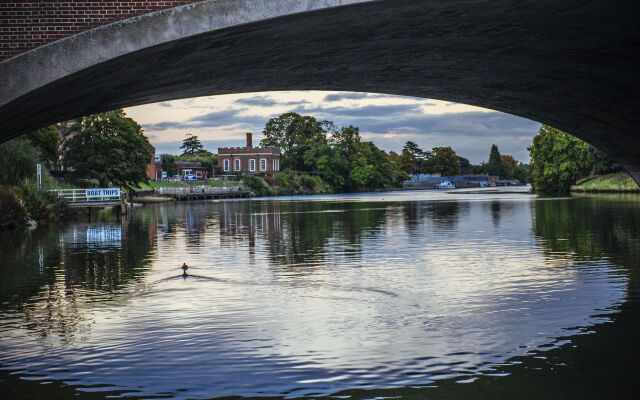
[388,140,529,183]
[528,125,623,195]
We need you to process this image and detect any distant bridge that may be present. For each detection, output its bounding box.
[1,0,639,184]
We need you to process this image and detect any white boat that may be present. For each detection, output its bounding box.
[436,180,455,190]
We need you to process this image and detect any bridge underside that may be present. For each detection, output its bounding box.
[1,0,639,182]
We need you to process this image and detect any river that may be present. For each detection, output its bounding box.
[1,190,639,399]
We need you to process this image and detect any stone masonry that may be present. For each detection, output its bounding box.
[0,1,207,61]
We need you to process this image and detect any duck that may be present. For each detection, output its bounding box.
[181,263,189,274]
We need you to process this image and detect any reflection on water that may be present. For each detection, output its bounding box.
[0,191,638,399]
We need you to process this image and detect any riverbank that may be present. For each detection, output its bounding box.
[571,172,639,193]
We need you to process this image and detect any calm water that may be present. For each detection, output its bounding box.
[1,190,639,399]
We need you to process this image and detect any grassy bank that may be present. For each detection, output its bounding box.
[571,172,639,193]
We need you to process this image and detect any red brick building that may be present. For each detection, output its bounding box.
[176,161,208,180]
[218,133,280,175]
[146,147,162,180]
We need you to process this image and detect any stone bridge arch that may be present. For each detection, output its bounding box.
[0,0,639,183]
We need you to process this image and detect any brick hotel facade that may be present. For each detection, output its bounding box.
[218,133,280,174]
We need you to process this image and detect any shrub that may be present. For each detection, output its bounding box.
[19,185,68,225]
[263,174,277,186]
[299,174,316,191]
[274,172,292,187]
[0,188,26,230]
[242,175,270,196]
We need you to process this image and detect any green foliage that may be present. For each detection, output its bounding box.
[586,145,622,175]
[180,134,206,156]
[0,136,41,186]
[388,151,416,174]
[18,184,68,225]
[457,156,474,175]
[487,144,505,176]
[261,113,334,172]
[27,125,60,165]
[402,141,430,172]
[274,172,293,188]
[571,172,638,192]
[350,156,377,187]
[0,188,26,231]
[161,154,178,176]
[528,125,592,195]
[261,114,401,192]
[63,109,153,189]
[499,154,529,183]
[428,146,462,176]
[242,174,270,196]
[510,163,529,183]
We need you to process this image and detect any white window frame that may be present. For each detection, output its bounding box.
[273,158,279,171]
[234,159,240,171]
[223,159,229,172]
[249,159,256,172]
[260,158,266,171]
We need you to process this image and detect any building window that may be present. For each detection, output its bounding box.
[273,158,279,171]
[249,159,256,171]
[223,159,229,172]
[234,159,240,171]
[260,159,266,171]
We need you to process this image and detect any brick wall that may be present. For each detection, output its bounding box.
[0,1,207,61]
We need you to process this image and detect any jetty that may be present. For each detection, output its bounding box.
[149,186,251,201]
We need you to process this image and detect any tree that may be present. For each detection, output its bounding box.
[0,136,41,186]
[510,163,529,183]
[180,134,205,156]
[586,145,622,175]
[402,141,430,172]
[457,156,473,175]
[161,154,178,176]
[528,125,592,194]
[395,150,417,174]
[388,151,416,173]
[27,125,60,166]
[429,146,461,176]
[261,112,332,172]
[500,154,528,183]
[487,144,505,176]
[63,109,153,189]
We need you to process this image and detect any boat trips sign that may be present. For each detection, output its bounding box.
[86,188,121,198]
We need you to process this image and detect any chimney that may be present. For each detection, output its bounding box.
[246,132,253,148]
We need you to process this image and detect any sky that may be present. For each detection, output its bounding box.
[125,91,541,164]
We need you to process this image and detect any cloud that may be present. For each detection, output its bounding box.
[287,102,537,139]
[189,109,264,127]
[355,111,539,137]
[323,92,372,102]
[234,95,311,107]
[234,95,278,107]
[321,92,398,102]
[293,103,424,118]
[144,109,268,131]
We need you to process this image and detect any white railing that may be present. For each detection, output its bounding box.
[155,186,242,195]
[50,188,121,203]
